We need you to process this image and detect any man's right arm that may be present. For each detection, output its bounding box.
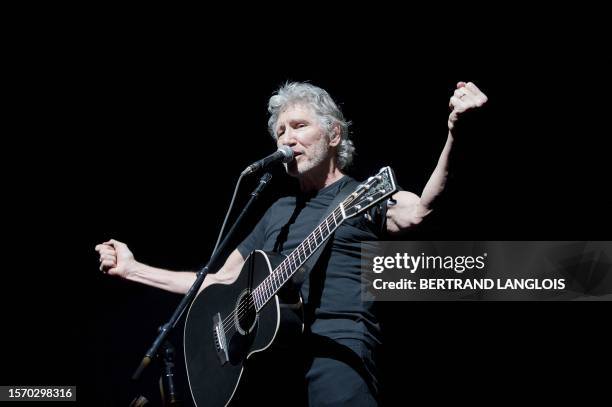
[94,239,246,295]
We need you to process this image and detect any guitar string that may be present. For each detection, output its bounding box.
[219,184,387,336]
[220,207,345,337]
[220,204,347,335]
[219,188,378,336]
[220,189,383,337]
[220,189,383,336]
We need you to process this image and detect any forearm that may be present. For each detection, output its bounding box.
[125,262,228,294]
[123,262,196,294]
[419,131,454,210]
[388,82,486,231]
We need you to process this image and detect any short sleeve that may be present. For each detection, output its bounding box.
[363,183,404,238]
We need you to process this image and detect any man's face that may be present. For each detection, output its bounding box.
[275,103,332,177]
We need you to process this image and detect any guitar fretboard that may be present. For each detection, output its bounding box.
[251,203,346,311]
[248,167,396,312]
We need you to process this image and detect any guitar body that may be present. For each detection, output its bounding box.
[184,166,398,406]
[184,250,304,407]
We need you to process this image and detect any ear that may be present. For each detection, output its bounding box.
[328,124,342,147]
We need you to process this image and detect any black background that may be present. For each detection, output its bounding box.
[1,6,610,406]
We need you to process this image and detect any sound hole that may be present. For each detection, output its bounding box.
[234,290,258,335]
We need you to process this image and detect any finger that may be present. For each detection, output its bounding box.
[100,254,116,263]
[449,96,468,111]
[454,86,483,108]
[465,82,481,94]
[461,89,486,107]
[458,91,478,105]
[453,88,467,98]
[98,252,115,261]
[109,239,126,249]
[101,256,116,265]
[98,248,116,256]
[450,90,468,108]
[474,93,488,105]
[457,81,466,88]
[104,239,122,247]
[95,244,112,252]
[466,82,488,103]
[101,259,116,269]
[471,96,486,107]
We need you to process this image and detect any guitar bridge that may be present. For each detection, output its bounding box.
[212,312,229,365]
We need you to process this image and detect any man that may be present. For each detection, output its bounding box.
[95,81,487,406]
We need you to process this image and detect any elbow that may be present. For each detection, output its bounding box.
[404,202,433,228]
[386,215,424,235]
[404,211,429,228]
[386,204,432,235]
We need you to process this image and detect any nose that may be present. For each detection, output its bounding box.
[278,129,297,147]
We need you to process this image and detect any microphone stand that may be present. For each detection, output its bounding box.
[160,339,179,406]
[131,172,273,382]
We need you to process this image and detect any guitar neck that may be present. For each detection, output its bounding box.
[250,166,397,312]
[252,202,346,311]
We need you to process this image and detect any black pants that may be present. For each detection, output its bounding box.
[233,335,379,406]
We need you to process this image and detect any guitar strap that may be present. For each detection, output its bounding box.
[291,179,357,287]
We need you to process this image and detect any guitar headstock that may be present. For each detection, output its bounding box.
[342,166,398,219]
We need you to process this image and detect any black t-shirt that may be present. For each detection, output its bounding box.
[237,175,387,346]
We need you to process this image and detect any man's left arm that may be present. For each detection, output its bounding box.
[386,81,488,234]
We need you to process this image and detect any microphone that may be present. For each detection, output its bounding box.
[241,146,294,176]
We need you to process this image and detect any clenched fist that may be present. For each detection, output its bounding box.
[448,81,488,130]
[94,239,137,279]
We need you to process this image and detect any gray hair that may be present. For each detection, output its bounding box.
[267,82,355,169]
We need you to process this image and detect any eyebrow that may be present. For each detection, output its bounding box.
[276,118,309,133]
